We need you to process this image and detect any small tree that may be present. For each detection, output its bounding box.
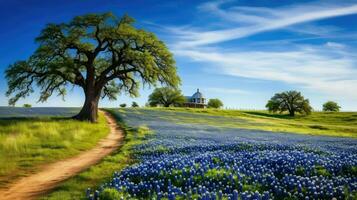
[323,101,340,112]
[23,104,32,108]
[5,13,180,122]
[132,101,139,108]
[266,90,312,116]
[208,98,223,109]
[119,103,126,108]
[148,87,185,107]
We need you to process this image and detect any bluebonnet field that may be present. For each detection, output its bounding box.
[0,107,79,118]
[90,109,357,200]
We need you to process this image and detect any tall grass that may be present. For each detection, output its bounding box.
[0,113,109,187]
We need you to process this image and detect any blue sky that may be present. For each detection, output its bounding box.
[1,0,357,110]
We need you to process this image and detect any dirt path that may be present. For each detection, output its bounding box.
[0,110,124,200]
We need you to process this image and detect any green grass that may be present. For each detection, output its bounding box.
[314,165,331,177]
[147,107,357,138]
[40,109,152,200]
[0,112,109,187]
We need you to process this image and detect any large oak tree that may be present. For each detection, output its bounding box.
[5,13,180,122]
[266,90,312,116]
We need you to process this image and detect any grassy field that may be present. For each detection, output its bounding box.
[0,112,109,187]
[2,107,356,198]
[148,107,357,138]
[40,109,152,200]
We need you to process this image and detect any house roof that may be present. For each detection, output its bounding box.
[192,88,204,99]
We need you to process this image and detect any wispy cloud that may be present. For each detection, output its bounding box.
[325,41,346,49]
[172,1,357,47]
[159,1,357,107]
[174,44,357,99]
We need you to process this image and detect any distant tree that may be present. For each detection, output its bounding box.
[132,101,139,108]
[266,90,312,116]
[148,87,185,107]
[23,104,32,108]
[323,101,340,112]
[5,13,180,122]
[207,98,223,109]
[119,103,126,108]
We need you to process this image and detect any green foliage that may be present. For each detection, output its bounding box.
[131,101,139,108]
[5,12,180,121]
[266,90,312,116]
[119,103,127,108]
[99,188,122,200]
[212,157,221,164]
[342,166,357,176]
[204,168,230,180]
[314,165,331,177]
[296,166,305,176]
[208,98,223,108]
[323,101,340,112]
[148,87,185,107]
[0,113,109,186]
[23,104,32,108]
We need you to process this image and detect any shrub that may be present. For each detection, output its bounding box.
[132,101,139,108]
[23,104,32,108]
[208,98,223,109]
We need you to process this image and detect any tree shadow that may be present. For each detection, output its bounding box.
[243,111,301,119]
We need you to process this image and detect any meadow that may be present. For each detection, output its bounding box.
[149,108,357,138]
[0,107,356,200]
[89,108,356,200]
[0,107,109,187]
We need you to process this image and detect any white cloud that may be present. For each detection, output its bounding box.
[174,45,357,99]
[172,1,357,47]
[325,41,346,49]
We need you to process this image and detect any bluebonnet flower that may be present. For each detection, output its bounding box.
[88,109,357,200]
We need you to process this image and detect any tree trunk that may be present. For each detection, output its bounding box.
[73,89,100,123]
[289,110,295,117]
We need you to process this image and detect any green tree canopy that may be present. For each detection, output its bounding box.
[266,90,312,116]
[323,101,340,112]
[207,98,223,109]
[5,13,180,122]
[131,101,139,107]
[119,103,126,108]
[148,87,185,107]
[23,104,32,108]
